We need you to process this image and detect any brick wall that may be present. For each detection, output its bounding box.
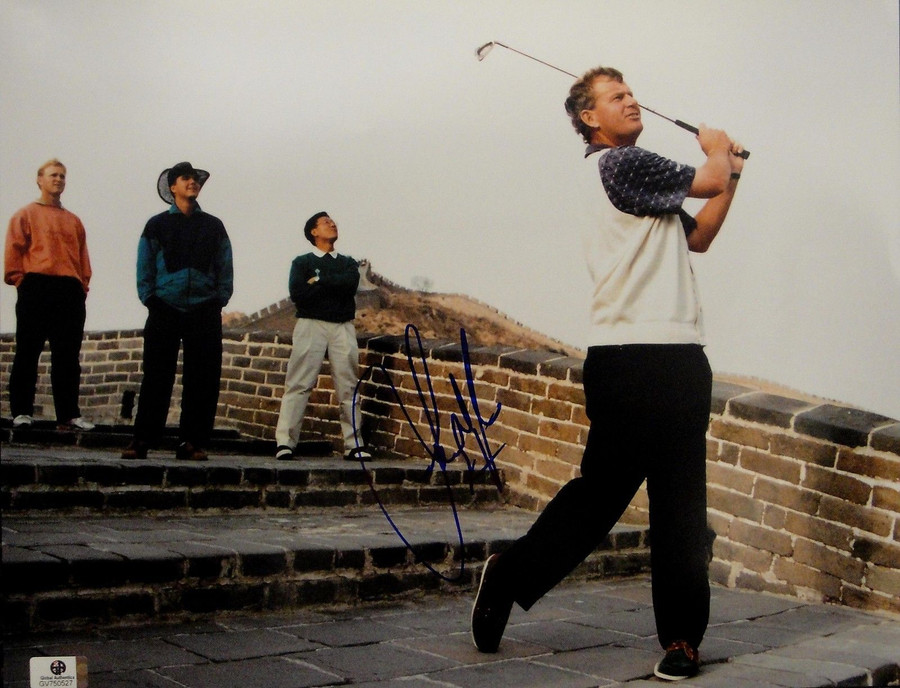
[1,329,898,614]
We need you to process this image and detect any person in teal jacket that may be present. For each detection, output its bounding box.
[122,162,233,461]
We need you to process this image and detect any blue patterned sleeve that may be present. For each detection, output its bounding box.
[599,146,695,217]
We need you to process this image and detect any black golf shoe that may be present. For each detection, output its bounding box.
[654,640,700,681]
[471,554,513,653]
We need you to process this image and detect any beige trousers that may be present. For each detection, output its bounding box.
[275,318,360,451]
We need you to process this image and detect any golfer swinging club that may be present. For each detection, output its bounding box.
[471,66,745,682]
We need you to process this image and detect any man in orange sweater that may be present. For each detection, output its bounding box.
[4,159,94,430]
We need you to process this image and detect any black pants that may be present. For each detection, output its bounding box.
[9,274,87,422]
[494,344,713,650]
[132,301,223,448]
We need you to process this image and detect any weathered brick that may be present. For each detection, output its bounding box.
[729,519,793,556]
[709,419,770,450]
[496,388,533,413]
[2,547,69,592]
[707,462,755,494]
[739,448,802,483]
[533,456,577,484]
[537,418,581,444]
[793,537,864,584]
[752,477,820,515]
[783,511,853,550]
[708,485,764,522]
[818,495,893,537]
[706,511,732,538]
[36,595,111,624]
[190,488,261,510]
[472,368,510,388]
[773,557,842,599]
[872,485,900,512]
[572,405,588,427]
[524,471,564,496]
[531,397,572,421]
[181,583,266,612]
[733,570,795,597]
[713,538,775,574]
[865,563,900,597]
[841,584,900,615]
[496,407,539,435]
[518,433,558,458]
[770,434,837,466]
[547,381,584,405]
[762,504,787,530]
[836,447,900,481]
[556,440,583,465]
[715,442,740,466]
[509,376,549,397]
[851,538,900,568]
[801,464,872,505]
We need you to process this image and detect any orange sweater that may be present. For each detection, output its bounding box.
[4,202,92,293]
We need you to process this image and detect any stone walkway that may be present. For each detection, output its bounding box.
[3,441,899,686]
[4,574,899,687]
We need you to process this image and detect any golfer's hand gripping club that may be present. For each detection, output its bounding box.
[673,120,750,159]
[476,40,751,159]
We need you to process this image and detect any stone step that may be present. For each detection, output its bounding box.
[1,447,504,514]
[0,422,307,456]
[2,509,650,635]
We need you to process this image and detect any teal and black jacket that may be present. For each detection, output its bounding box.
[136,205,233,312]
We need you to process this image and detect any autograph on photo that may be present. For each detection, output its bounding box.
[350,324,505,581]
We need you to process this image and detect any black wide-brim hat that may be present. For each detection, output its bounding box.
[157,162,210,204]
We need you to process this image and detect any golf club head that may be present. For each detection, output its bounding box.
[475,42,495,61]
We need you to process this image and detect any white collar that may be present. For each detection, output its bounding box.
[312,247,339,258]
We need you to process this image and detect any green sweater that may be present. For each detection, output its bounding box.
[288,251,359,323]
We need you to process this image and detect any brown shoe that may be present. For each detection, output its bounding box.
[121,440,149,460]
[176,441,208,461]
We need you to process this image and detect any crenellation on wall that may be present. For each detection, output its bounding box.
[700,379,900,612]
[497,349,558,375]
[795,403,898,449]
[1,328,898,614]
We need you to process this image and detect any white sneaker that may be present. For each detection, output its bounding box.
[64,417,96,431]
[12,414,34,427]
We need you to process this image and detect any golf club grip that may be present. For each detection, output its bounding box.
[676,120,751,159]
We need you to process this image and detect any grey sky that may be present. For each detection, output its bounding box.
[2,0,898,419]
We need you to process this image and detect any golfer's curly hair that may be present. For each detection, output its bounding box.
[565,67,624,143]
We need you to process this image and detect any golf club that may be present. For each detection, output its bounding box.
[476,41,750,159]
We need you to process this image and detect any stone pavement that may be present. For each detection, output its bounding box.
[3,441,900,686]
[4,574,899,687]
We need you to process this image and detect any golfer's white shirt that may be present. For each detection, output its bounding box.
[582,148,704,347]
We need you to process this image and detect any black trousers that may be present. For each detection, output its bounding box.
[495,344,713,650]
[9,274,87,422]
[132,301,223,448]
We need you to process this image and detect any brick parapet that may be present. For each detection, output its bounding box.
[1,329,898,614]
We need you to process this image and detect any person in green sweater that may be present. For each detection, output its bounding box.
[274,211,369,461]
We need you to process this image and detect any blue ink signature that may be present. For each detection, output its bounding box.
[351,324,505,581]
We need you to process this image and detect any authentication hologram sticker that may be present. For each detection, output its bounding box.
[29,656,88,687]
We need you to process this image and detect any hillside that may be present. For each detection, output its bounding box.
[225,264,584,357]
